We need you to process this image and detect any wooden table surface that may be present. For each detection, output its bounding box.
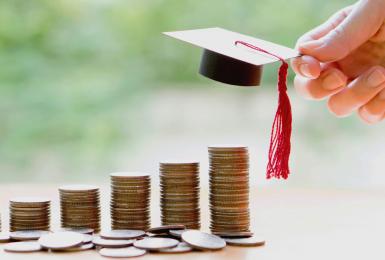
[1,184,384,260]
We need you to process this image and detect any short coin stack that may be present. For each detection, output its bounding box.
[110,172,151,230]
[9,197,50,232]
[208,145,250,233]
[59,185,101,232]
[160,161,200,229]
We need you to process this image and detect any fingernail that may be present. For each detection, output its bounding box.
[367,69,385,87]
[322,72,345,90]
[379,89,385,100]
[299,64,313,78]
[299,40,324,51]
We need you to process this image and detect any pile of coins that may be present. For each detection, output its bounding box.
[59,185,101,232]
[110,172,151,230]
[1,225,265,256]
[160,161,200,229]
[9,197,50,232]
[208,145,250,233]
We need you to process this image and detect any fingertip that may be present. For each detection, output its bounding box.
[291,55,321,79]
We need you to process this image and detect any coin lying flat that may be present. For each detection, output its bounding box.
[100,230,145,240]
[133,237,179,250]
[182,230,226,251]
[0,233,10,243]
[92,236,134,248]
[82,234,93,244]
[10,230,51,241]
[99,247,147,258]
[156,242,193,253]
[213,231,253,238]
[60,228,94,234]
[224,236,265,246]
[52,242,95,252]
[4,241,42,253]
[147,225,185,234]
[38,231,84,250]
[168,229,191,238]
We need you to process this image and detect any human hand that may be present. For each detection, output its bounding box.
[291,0,385,124]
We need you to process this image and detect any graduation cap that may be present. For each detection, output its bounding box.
[163,27,299,179]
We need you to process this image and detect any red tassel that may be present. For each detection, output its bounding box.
[235,41,292,179]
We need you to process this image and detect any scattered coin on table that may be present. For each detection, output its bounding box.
[213,231,254,238]
[182,230,226,251]
[224,236,266,247]
[10,230,51,241]
[60,228,94,235]
[4,241,42,253]
[147,225,185,234]
[82,234,93,244]
[168,229,191,238]
[133,237,179,250]
[38,231,84,250]
[156,242,193,253]
[52,242,95,252]
[100,229,146,240]
[99,247,147,258]
[92,236,134,248]
[0,233,10,243]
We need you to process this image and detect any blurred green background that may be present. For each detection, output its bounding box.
[1,0,384,188]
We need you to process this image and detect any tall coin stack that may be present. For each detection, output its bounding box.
[160,161,200,229]
[110,172,151,230]
[208,145,250,233]
[59,185,101,232]
[9,197,51,232]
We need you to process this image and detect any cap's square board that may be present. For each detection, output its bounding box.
[163,27,299,66]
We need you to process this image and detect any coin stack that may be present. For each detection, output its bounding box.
[208,145,250,233]
[110,172,151,230]
[59,185,101,233]
[160,161,200,229]
[9,197,51,232]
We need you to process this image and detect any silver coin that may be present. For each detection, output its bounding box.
[99,247,147,258]
[169,229,191,238]
[0,233,10,243]
[92,236,134,248]
[213,231,253,238]
[134,237,179,250]
[147,225,185,234]
[10,230,51,241]
[224,236,265,246]
[60,227,94,234]
[156,242,193,253]
[182,230,226,251]
[38,231,84,250]
[100,230,145,240]
[52,242,95,252]
[83,234,93,244]
[4,241,42,253]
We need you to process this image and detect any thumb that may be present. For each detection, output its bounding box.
[299,0,385,62]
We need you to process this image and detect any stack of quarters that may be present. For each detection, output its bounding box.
[160,161,200,229]
[59,185,101,232]
[208,145,250,234]
[9,197,51,232]
[110,172,151,230]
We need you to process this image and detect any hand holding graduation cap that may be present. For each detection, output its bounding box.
[291,0,385,124]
